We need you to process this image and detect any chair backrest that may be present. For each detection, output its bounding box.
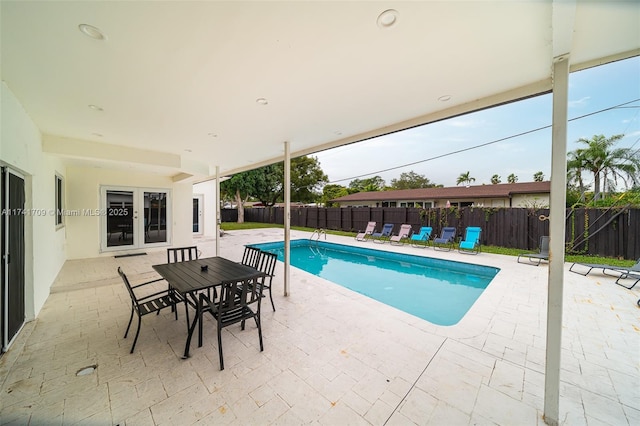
[117,267,139,307]
[242,246,262,268]
[421,226,433,239]
[256,251,277,277]
[439,227,456,241]
[217,276,263,314]
[398,224,412,237]
[381,223,394,236]
[364,222,376,233]
[412,226,432,240]
[539,236,550,254]
[464,227,482,244]
[167,246,199,263]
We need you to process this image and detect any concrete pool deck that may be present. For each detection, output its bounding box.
[1,228,638,425]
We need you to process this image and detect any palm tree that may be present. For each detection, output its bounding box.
[533,171,544,182]
[507,173,518,184]
[599,147,640,197]
[456,171,475,186]
[569,134,639,201]
[567,149,588,203]
[491,174,501,184]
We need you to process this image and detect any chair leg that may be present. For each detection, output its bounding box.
[268,287,275,312]
[615,275,639,289]
[217,326,224,370]
[256,315,264,352]
[124,307,135,338]
[130,314,142,354]
[198,307,204,348]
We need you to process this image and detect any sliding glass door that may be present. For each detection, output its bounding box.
[101,186,170,251]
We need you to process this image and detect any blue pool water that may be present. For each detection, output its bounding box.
[249,240,499,326]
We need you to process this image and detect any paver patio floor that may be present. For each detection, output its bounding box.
[1,229,638,425]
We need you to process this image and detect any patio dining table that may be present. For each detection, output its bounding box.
[152,256,264,358]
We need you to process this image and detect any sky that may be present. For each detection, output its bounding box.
[313,56,640,189]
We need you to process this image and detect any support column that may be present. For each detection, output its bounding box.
[284,141,291,296]
[215,166,220,256]
[544,55,569,426]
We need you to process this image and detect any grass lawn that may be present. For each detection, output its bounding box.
[220,222,636,267]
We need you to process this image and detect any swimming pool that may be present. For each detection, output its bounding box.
[249,239,499,326]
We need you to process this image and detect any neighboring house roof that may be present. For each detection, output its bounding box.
[330,181,551,203]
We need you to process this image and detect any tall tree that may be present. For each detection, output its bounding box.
[221,155,330,221]
[250,164,283,207]
[290,156,329,203]
[456,171,475,186]
[390,171,439,189]
[507,173,518,184]
[533,171,544,182]
[569,134,638,201]
[348,176,386,193]
[321,184,349,207]
[220,173,254,223]
[491,174,501,184]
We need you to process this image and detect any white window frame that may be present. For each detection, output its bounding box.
[99,185,172,252]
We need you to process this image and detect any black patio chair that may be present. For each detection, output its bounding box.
[167,246,199,263]
[118,267,181,353]
[256,251,278,311]
[167,246,203,322]
[241,246,261,268]
[195,275,265,370]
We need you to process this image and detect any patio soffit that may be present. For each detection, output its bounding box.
[1,1,639,178]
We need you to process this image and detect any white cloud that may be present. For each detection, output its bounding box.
[568,96,591,108]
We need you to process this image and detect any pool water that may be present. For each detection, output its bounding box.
[250,240,499,326]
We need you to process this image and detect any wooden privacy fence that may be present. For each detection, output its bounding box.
[232,206,640,260]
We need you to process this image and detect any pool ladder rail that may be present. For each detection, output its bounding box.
[310,228,326,242]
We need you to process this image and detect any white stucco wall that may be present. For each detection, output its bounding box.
[1,82,67,317]
[65,167,193,259]
[511,193,550,208]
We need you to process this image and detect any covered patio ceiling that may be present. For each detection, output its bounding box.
[1,1,639,181]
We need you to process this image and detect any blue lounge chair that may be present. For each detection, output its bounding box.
[390,224,413,245]
[458,227,482,254]
[517,236,550,266]
[410,226,432,248]
[355,221,376,241]
[372,223,394,243]
[433,227,456,251]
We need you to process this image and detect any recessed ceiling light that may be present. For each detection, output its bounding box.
[438,95,452,102]
[256,98,268,105]
[78,24,106,41]
[377,9,398,28]
[92,132,103,137]
[207,133,218,137]
[184,149,192,153]
[88,104,103,111]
